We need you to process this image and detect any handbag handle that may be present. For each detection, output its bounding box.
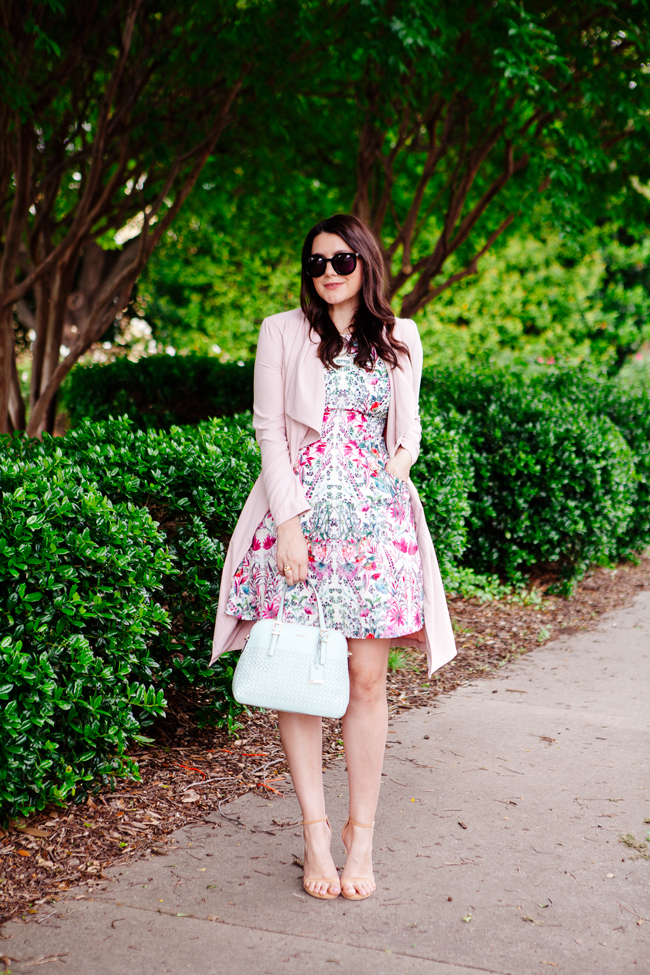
[268,578,329,662]
[275,578,326,631]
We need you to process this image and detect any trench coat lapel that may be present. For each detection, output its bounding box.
[283,319,325,438]
[283,317,415,454]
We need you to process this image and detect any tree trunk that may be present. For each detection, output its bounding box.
[0,308,15,434]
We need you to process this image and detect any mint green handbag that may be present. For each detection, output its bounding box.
[232,580,350,718]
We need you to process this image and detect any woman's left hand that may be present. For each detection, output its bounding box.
[385,446,412,482]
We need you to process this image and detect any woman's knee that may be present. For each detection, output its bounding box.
[349,668,387,704]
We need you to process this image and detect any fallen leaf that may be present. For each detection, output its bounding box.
[15,828,50,839]
[181,791,200,803]
[541,962,558,968]
[575,939,583,944]
[458,821,468,829]
[17,850,31,857]
[462,914,472,923]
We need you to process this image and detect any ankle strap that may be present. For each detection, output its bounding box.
[346,818,374,828]
[302,817,329,826]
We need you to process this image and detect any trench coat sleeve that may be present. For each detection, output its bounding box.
[253,316,312,527]
[397,319,423,466]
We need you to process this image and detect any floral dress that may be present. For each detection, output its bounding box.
[226,343,424,639]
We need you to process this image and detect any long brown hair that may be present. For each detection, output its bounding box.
[300,214,409,370]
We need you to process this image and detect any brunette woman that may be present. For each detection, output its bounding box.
[211,214,456,900]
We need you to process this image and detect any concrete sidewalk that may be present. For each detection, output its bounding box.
[3,591,650,975]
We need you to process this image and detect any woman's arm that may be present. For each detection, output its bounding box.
[253,317,310,581]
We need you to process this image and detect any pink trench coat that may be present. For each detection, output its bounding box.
[210,308,457,677]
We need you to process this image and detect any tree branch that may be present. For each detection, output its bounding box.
[401,213,516,318]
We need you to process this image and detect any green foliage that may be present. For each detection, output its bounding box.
[134,176,335,359]
[442,566,519,603]
[424,368,638,587]
[0,444,170,819]
[387,649,415,672]
[417,225,650,374]
[536,370,650,555]
[0,415,260,822]
[62,355,254,430]
[410,408,473,575]
[46,416,260,718]
[123,0,650,360]
[131,214,650,374]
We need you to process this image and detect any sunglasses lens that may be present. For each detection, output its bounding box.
[332,254,357,275]
[305,256,326,277]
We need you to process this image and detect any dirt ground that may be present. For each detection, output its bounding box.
[1,554,648,927]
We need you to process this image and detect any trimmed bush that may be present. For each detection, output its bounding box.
[423,368,637,585]
[535,370,650,557]
[0,446,170,818]
[0,415,260,821]
[61,354,255,430]
[52,415,260,717]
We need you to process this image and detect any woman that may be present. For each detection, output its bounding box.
[211,214,456,901]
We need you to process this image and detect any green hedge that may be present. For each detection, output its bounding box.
[61,354,255,430]
[0,416,260,821]
[0,448,170,817]
[536,370,650,556]
[422,368,639,586]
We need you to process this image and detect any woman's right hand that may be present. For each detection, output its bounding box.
[276,516,309,585]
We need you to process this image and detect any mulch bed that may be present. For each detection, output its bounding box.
[1,555,648,927]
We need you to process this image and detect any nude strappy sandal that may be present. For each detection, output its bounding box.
[302,817,341,900]
[340,819,376,901]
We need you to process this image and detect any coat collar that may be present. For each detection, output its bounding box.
[282,311,415,450]
[283,314,325,435]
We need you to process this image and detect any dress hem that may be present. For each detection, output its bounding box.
[227,612,424,642]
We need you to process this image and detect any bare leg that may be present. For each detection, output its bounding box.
[340,637,390,898]
[277,711,340,897]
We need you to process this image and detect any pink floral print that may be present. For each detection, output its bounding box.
[226,345,424,639]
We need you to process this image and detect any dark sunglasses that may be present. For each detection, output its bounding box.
[304,251,360,277]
